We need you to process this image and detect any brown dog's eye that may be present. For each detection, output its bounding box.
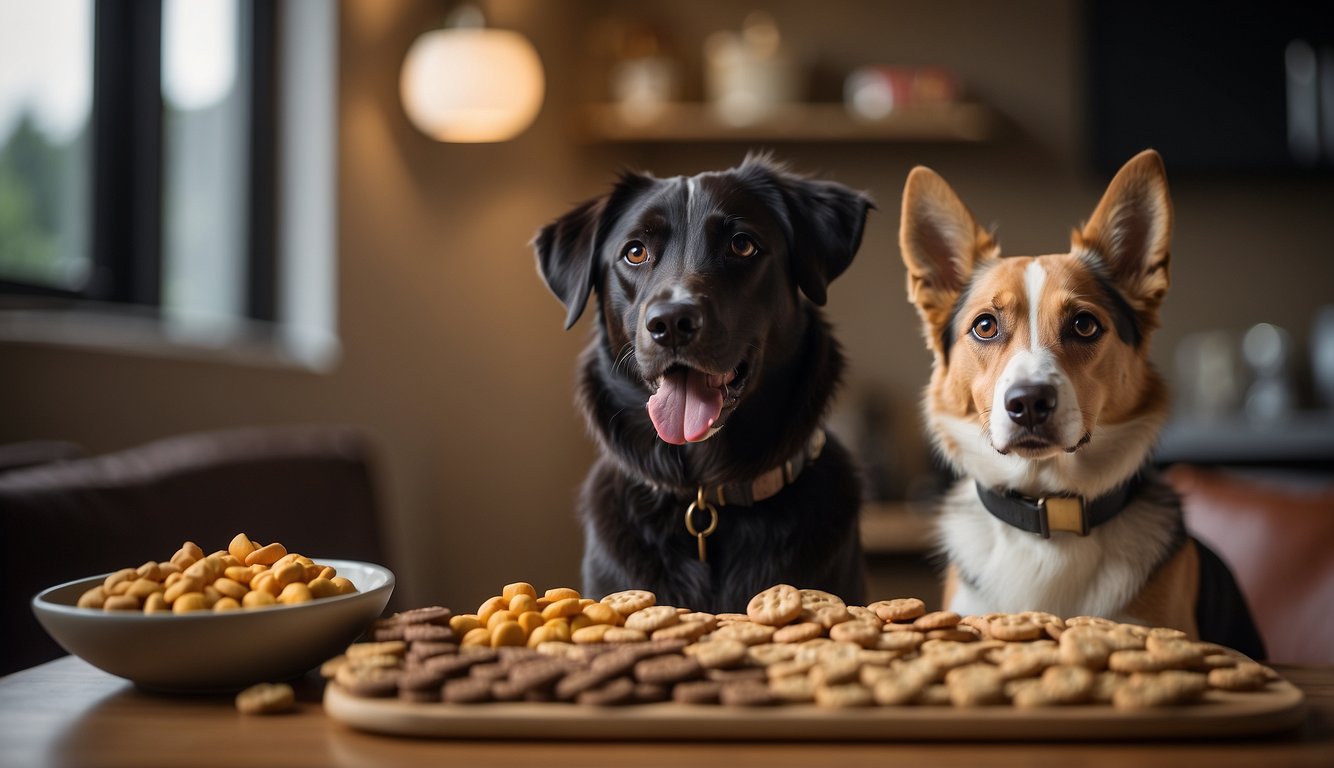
[972,314,999,340]
[729,234,758,258]
[1071,312,1101,339]
[622,241,649,265]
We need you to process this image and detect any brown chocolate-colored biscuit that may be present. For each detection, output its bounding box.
[404,624,456,643]
[554,667,619,700]
[590,647,640,677]
[372,625,407,642]
[706,666,769,683]
[442,676,493,704]
[490,679,527,702]
[634,653,703,685]
[397,665,447,692]
[496,646,543,666]
[634,637,691,659]
[468,661,509,683]
[398,687,441,703]
[508,657,574,692]
[577,676,637,706]
[673,679,723,704]
[397,605,452,625]
[424,648,496,677]
[634,683,670,703]
[408,640,459,660]
[719,679,778,707]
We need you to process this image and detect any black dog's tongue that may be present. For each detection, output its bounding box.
[647,368,725,445]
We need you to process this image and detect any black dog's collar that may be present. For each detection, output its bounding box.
[975,473,1143,538]
[701,429,826,508]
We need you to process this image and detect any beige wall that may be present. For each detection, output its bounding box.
[4,0,1332,610]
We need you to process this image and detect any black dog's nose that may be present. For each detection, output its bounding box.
[646,300,702,347]
[1005,383,1057,428]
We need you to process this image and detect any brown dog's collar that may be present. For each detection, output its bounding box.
[702,429,826,508]
[682,429,827,563]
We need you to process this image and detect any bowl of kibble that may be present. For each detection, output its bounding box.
[31,533,394,691]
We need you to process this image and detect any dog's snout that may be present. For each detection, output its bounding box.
[1005,383,1057,428]
[646,300,702,348]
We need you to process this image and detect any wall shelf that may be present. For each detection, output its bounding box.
[581,102,995,144]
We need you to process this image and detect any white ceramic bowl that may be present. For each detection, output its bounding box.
[32,559,393,691]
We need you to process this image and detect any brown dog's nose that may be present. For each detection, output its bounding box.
[1005,383,1057,428]
[646,300,702,348]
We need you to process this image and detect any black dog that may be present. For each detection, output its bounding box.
[533,155,873,613]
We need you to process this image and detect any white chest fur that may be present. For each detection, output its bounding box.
[937,480,1180,620]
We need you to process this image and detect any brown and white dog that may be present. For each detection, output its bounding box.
[899,150,1265,657]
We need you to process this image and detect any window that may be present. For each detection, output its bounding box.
[0,0,93,291]
[0,0,338,370]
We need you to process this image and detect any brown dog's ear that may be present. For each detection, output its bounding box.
[899,166,997,356]
[532,194,608,329]
[1074,149,1172,324]
[748,156,873,306]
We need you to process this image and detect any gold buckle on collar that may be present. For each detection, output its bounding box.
[1039,496,1088,537]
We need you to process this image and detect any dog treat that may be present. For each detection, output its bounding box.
[75,534,356,615]
[624,604,680,633]
[600,589,656,616]
[235,682,296,715]
[328,583,1283,714]
[870,597,927,623]
[746,584,804,627]
[634,654,703,686]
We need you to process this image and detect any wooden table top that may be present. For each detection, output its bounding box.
[3,656,1331,768]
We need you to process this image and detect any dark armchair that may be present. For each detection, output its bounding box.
[0,425,386,676]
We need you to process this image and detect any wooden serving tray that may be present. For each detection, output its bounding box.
[324,680,1305,741]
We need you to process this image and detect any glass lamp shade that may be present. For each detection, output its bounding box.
[399,27,544,143]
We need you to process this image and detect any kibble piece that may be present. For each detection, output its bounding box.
[77,587,107,609]
[244,542,286,567]
[228,533,257,563]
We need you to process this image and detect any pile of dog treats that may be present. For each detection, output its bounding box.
[322,583,1277,709]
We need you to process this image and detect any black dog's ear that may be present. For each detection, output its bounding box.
[533,195,607,329]
[533,172,656,329]
[760,159,874,306]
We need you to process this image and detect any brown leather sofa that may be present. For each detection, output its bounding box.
[1168,464,1334,665]
[0,425,387,676]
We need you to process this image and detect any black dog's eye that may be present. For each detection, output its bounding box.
[1071,312,1101,339]
[622,241,649,265]
[972,314,1000,341]
[729,234,759,258]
